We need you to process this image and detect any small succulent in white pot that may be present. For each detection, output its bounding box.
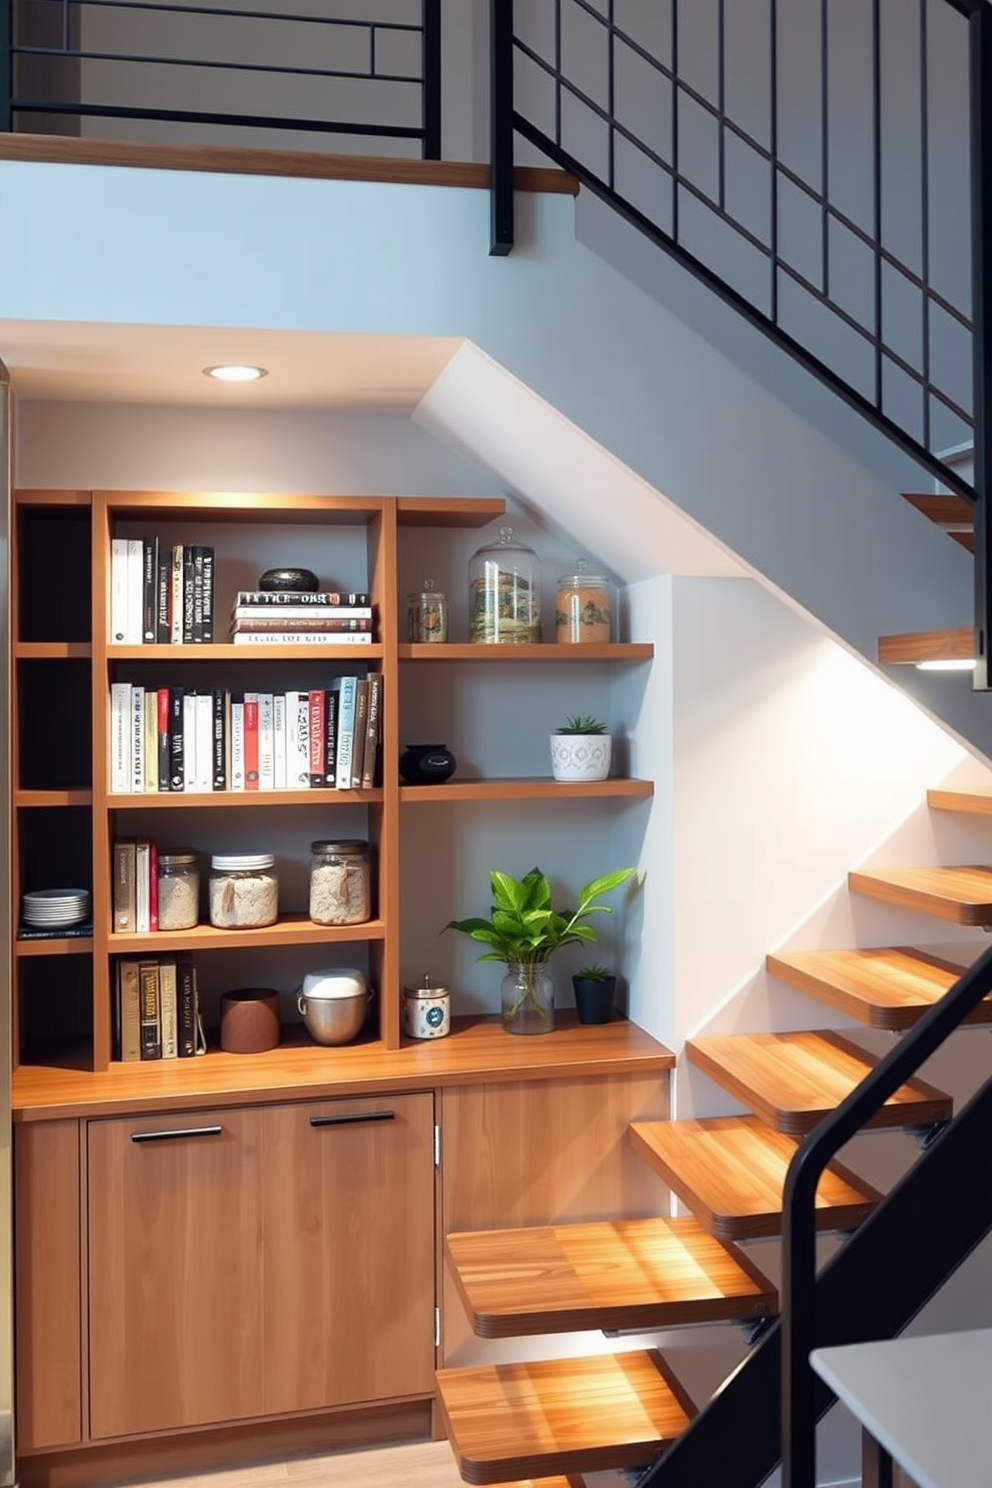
[550,714,612,783]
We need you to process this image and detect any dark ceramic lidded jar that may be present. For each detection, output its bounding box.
[399,744,457,785]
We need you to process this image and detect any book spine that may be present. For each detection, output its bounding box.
[110,538,129,643]
[308,689,327,788]
[350,678,369,790]
[169,686,185,791]
[149,841,159,933]
[192,546,205,642]
[234,590,371,607]
[170,544,184,644]
[230,694,245,791]
[16,922,94,941]
[182,691,197,792]
[323,688,338,786]
[119,960,142,1063]
[293,691,311,788]
[201,547,215,642]
[272,692,286,790]
[135,840,150,934]
[131,685,145,794]
[257,693,275,790]
[232,631,373,646]
[139,960,162,1060]
[156,552,171,642]
[213,688,227,791]
[143,689,158,792]
[157,687,171,791]
[126,538,144,644]
[333,676,357,790]
[113,838,137,933]
[182,545,196,643]
[177,955,197,1057]
[110,682,132,793]
[361,672,382,790]
[231,609,374,626]
[159,956,178,1059]
[243,693,259,790]
[142,537,158,643]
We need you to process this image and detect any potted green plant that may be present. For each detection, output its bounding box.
[444,864,635,1034]
[571,962,619,1025]
[550,714,612,783]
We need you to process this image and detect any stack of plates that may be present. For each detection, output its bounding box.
[22,888,91,929]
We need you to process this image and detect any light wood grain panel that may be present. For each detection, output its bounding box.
[876,628,973,664]
[686,1031,951,1135]
[435,1350,694,1484]
[398,644,653,663]
[13,1015,674,1122]
[399,778,653,803]
[0,135,579,194]
[628,1116,881,1241]
[396,498,508,527]
[928,787,992,816]
[107,787,384,808]
[90,495,113,1069]
[849,865,992,925]
[106,914,387,953]
[259,1094,435,1412]
[766,947,989,1030]
[14,1121,83,1449]
[445,1215,776,1337]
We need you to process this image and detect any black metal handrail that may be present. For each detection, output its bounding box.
[781,939,992,1488]
[3,0,441,157]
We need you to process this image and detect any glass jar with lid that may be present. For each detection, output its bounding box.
[309,839,372,926]
[554,559,616,644]
[157,851,200,931]
[468,524,542,644]
[208,853,279,929]
[407,577,448,643]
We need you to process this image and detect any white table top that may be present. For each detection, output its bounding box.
[810,1329,992,1488]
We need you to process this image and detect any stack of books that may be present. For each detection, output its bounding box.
[115,953,203,1061]
[230,589,376,646]
[111,538,215,644]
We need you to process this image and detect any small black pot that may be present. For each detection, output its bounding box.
[258,566,319,593]
[399,743,457,785]
[572,973,617,1025]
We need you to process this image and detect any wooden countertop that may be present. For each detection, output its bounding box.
[12,1014,675,1122]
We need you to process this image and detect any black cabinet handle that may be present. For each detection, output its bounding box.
[131,1125,224,1143]
[308,1110,396,1128]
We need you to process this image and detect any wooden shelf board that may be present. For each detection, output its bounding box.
[100,490,387,521]
[11,1013,675,1120]
[108,642,385,661]
[399,777,653,803]
[15,789,92,808]
[107,913,387,953]
[15,642,92,660]
[15,937,93,958]
[109,787,383,808]
[876,627,973,664]
[398,643,653,662]
[396,497,507,527]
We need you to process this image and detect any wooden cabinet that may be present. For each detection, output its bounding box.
[86,1092,435,1437]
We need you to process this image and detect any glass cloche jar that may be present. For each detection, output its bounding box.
[468,525,542,644]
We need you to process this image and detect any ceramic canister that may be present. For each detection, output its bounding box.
[403,977,451,1039]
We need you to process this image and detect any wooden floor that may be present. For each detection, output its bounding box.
[114,1439,467,1488]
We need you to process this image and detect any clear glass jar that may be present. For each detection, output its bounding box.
[501,961,555,1035]
[209,852,278,929]
[309,839,371,926]
[554,559,616,644]
[468,525,542,644]
[407,577,448,643]
[157,851,200,931]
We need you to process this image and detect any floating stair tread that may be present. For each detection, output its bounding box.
[767,947,991,1030]
[876,627,972,665]
[627,1116,880,1242]
[902,492,974,528]
[928,787,992,816]
[849,865,992,926]
[685,1030,951,1136]
[435,1349,695,1486]
[445,1215,777,1338]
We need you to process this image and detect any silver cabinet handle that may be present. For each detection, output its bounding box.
[131,1125,223,1143]
[308,1110,395,1128]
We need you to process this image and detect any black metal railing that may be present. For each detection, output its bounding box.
[2,0,441,156]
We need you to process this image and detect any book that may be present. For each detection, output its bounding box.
[232,630,373,646]
[177,955,197,1057]
[233,590,371,607]
[231,608,374,625]
[330,675,358,790]
[159,956,178,1059]
[230,694,245,791]
[195,691,213,791]
[200,547,215,642]
[212,688,227,791]
[258,692,275,789]
[157,687,171,791]
[135,840,151,934]
[113,837,137,933]
[168,685,185,791]
[308,689,327,788]
[272,692,286,790]
[143,688,158,792]
[138,959,162,1060]
[142,536,158,643]
[287,691,310,788]
[131,684,145,793]
[156,551,171,642]
[192,545,205,642]
[361,671,382,790]
[110,681,132,793]
[170,543,184,644]
[110,538,129,643]
[17,920,93,941]
[118,959,142,1063]
[323,687,338,787]
[350,677,369,789]
[182,690,197,792]
[244,692,259,790]
[149,841,159,933]
[126,538,144,644]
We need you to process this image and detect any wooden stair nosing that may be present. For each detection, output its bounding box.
[849,865,992,927]
[444,1215,778,1339]
[766,946,991,1031]
[876,627,973,666]
[902,492,974,526]
[627,1116,880,1243]
[685,1029,952,1136]
[435,1349,695,1486]
[928,787,992,816]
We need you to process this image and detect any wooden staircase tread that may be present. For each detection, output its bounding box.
[766,947,990,1030]
[849,865,992,926]
[876,627,973,665]
[445,1215,777,1338]
[628,1116,880,1242]
[685,1030,951,1135]
[928,787,992,815]
[435,1349,695,1485]
[902,492,974,525]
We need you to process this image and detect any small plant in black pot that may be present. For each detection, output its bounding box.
[572,961,618,1025]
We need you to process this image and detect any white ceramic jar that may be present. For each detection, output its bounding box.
[403,976,451,1039]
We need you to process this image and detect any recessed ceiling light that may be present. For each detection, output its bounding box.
[915,658,976,671]
[203,364,268,383]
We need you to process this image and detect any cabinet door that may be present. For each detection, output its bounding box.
[259,1092,435,1414]
[87,1107,267,1437]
